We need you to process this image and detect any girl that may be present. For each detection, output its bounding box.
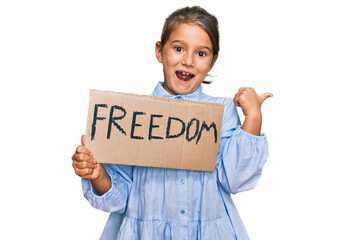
[72,6,272,240]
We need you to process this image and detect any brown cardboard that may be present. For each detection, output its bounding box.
[85,89,224,172]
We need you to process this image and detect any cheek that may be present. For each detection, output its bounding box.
[199,61,213,73]
[163,55,178,69]
[199,55,214,67]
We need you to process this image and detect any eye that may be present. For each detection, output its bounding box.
[197,51,206,57]
[174,46,183,52]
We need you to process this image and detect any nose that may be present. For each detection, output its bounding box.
[181,52,194,67]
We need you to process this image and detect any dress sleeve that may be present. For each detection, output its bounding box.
[215,99,269,194]
[82,164,133,213]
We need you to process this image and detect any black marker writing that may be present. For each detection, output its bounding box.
[107,105,127,139]
[186,118,199,142]
[90,104,218,144]
[91,104,107,140]
[131,111,145,140]
[166,117,185,139]
[149,114,164,140]
[196,121,217,144]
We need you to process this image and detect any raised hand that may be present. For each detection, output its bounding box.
[233,87,272,136]
[233,87,273,117]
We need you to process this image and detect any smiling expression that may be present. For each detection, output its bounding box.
[155,23,218,96]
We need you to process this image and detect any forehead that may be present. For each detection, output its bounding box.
[168,23,212,49]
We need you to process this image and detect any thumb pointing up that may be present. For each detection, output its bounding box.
[81,135,86,146]
[260,92,273,104]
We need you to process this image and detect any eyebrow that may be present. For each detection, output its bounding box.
[170,40,212,52]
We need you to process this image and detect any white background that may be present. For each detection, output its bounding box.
[1,0,361,239]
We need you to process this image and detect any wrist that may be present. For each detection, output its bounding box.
[91,165,108,184]
[90,166,111,196]
[245,110,262,119]
[242,111,262,136]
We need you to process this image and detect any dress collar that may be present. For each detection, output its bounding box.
[151,82,203,101]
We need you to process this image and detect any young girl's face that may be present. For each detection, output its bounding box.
[156,23,218,95]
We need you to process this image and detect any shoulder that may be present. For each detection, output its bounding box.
[200,93,233,105]
[200,92,240,128]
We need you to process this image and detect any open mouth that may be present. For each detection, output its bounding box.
[176,71,195,82]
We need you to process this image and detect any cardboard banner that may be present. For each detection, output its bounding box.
[85,89,224,171]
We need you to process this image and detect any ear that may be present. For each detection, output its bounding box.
[210,54,218,70]
[155,41,163,63]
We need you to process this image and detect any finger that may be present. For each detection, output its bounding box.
[260,92,273,103]
[73,160,94,169]
[81,135,86,146]
[76,145,93,156]
[73,153,95,164]
[238,87,246,92]
[74,167,94,177]
[233,96,241,107]
[80,163,102,180]
[82,171,100,181]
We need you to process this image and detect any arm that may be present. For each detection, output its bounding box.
[82,164,133,213]
[234,87,272,136]
[216,89,272,194]
[72,135,133,213]
[72,135,111,195]
[89,165,111,195]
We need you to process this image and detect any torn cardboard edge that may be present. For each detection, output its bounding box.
[85,89,225,172]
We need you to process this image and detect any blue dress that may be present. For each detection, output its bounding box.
[82,82,269,240]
